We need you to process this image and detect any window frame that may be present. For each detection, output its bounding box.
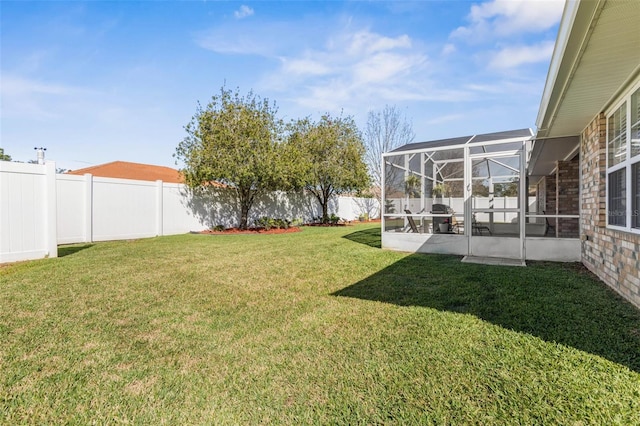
[606,79,640,233]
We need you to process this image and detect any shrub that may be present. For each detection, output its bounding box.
[255,217,275,230]
[255,217,292,230]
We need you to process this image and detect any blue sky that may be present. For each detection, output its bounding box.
[1,0,565,171]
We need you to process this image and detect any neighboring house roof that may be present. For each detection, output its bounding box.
[391,129,532,153]
[66,161,184,183]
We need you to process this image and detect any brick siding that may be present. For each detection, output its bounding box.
[556,158,580,238]
[580,113,640,309]
[539,157,580,238]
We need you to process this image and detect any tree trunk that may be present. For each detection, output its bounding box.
[238,187,254,230]
[240,203,250,230]
[322,201,329,224]
[321,186,332,223]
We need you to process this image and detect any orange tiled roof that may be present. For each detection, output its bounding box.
[66,161,184,183]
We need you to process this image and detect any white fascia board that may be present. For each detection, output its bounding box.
[536,0,581,132]
[536,1,608,139]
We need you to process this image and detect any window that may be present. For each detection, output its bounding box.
[608,103,626,167]
[607,83,640,231]
[632,89,640,229]
[632,89,640,158]
[608,169,626,226]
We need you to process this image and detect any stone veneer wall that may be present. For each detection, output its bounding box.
[581,113,640,309]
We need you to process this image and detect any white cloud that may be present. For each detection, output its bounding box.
[0,74,96,120]
[452,0,565,41]
[195,10,544,125]
[448,1,563,74]
[197,34,263,55]
[465,83,507,94]
[1,75,77,97]
[263,29,431,112]
[234,5,254,19]
[441,43,456,56]
[426,114,464,126]
[196,21,306,56]
[353,52,425,84]
[196,21,435,111]
[488,40,556,69]
[343,31,411,56]
[281,56,332,76]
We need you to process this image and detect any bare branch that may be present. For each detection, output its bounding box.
[364,105,415,209]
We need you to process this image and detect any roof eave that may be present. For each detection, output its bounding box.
[535,0,603,139]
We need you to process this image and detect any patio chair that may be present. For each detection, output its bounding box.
[404,209,419,233]
[472,215,492,235]
[543,210,556,236]
[451,215,464,234]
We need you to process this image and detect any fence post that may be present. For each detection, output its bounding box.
[156,180,163,236]
[84,173,93,243]
[45,162,58,258]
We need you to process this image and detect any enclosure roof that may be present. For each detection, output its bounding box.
[390,128,532,153]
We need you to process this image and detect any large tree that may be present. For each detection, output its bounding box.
[364,105,415,209]
[289,113,370,223]
[0,148,11,161]
[175,87,287,229]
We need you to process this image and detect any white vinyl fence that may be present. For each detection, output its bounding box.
[1,161,380,263]
[0,162,57,263]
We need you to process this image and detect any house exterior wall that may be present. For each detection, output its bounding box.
[536,177,546,218]
[545,175,556,216]
[556,157,580,238]
[581,113,640,309]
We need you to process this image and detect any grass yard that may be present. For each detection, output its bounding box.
[1,223,639,424]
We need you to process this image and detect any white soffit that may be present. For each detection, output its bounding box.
[536,0,640,139]
[528,136,579,176]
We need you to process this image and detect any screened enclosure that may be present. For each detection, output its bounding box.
[381,129,580,262]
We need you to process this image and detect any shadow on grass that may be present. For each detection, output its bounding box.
[342,227,381,249]
[58,244,94,258]
[333,253,640,372]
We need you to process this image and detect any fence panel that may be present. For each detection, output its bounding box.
[91,177,158,241]
[57,174,89,244]
[252,191,322,224]
[0,162,57,262]
[337,197,380,221]
[162,184,210,234]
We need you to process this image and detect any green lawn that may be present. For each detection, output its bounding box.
[1,224,639,424]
